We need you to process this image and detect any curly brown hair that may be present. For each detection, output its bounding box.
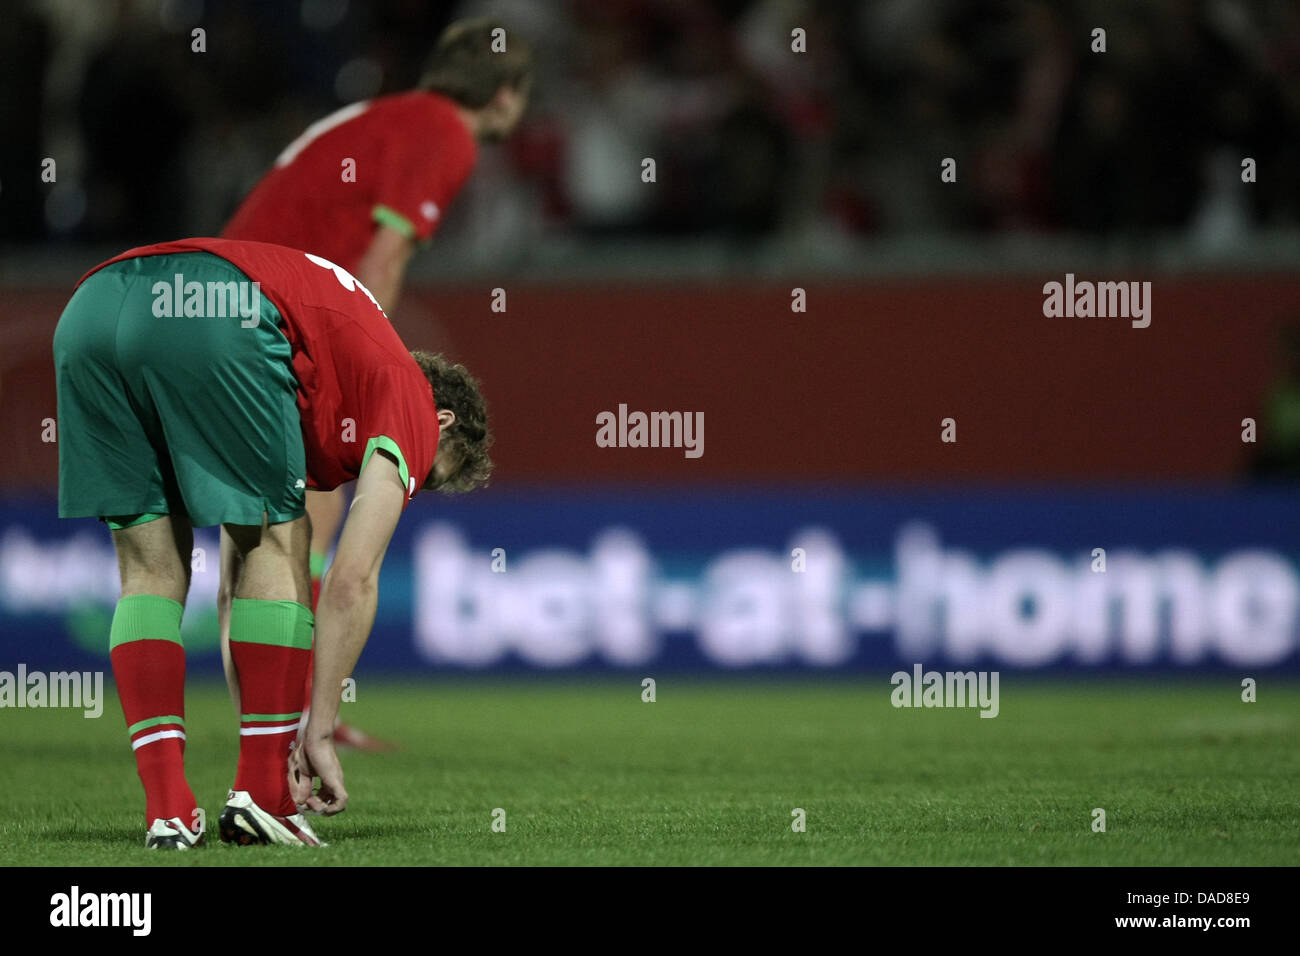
[410,350,493,493]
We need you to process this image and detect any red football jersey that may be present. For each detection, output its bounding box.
[79,238,441,506]
[221,91,478,269]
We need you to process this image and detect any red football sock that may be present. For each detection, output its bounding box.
[229,598,314,815]
[110,595,196,829]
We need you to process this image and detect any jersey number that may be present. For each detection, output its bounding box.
[304,252,387,318]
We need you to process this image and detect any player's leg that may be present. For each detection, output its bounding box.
[219,516,322,846]
[54,262,203,848]
[223,518,312,805]
[109,514,203,847]
[217,527,243,713]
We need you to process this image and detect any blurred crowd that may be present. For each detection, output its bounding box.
[3,0,1299,254]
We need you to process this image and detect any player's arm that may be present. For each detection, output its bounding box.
[290,447,406,813]
[354,222,415,315]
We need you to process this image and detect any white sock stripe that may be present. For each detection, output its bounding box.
[239,722,300,736]
[132,728,186,750]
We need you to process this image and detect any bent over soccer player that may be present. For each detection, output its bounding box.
[53,237,491,848]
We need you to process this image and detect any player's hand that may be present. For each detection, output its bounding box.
[288,732,348,815]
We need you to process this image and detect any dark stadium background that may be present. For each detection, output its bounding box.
[3,0,1300,681]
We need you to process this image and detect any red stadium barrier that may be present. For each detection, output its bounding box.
[4,275,1299,488]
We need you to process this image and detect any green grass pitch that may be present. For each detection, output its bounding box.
[1,678,1297,865]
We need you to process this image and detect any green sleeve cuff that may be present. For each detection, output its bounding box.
[372,204,416,240]
[362,435,411,493]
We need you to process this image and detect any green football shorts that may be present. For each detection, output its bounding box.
[54,251,307,529]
